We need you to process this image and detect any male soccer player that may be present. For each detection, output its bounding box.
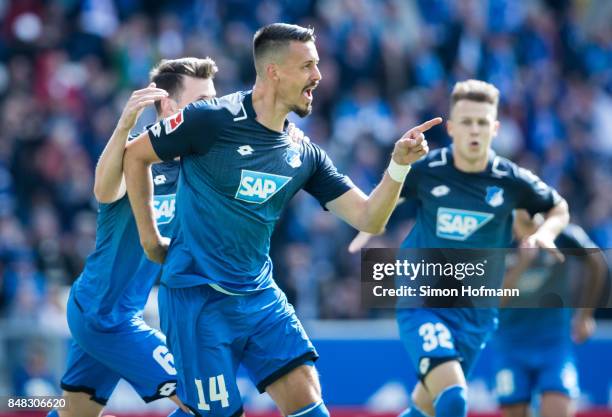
[350,80,569,417]
[123,23,440,417]
[494,210,605,417]
[50,57,218,417]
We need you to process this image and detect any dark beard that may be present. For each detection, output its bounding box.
[291,103,312,118]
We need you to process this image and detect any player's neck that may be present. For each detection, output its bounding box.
[252,82,289,133]
[452,149,488,173]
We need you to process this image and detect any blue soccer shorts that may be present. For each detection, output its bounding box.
[159,282,318,417]
[397,308,494,381]
[61,291,178,404]
[495,342,579,405]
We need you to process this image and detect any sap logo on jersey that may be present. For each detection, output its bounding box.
[235,170,291,204]
[436,207,494,241]
[153,194,176,225]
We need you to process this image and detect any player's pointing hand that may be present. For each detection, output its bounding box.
[392,117,442,166]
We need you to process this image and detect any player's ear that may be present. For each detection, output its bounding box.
[266,62,280,82]
[160,96,177,116]
[446,119,454,136]
[493,120,500,137]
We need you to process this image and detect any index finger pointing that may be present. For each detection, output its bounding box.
[414,117,443,133]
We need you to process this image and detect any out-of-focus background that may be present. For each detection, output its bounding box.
[0,0,610,415]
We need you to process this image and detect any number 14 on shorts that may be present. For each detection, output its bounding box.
[195,375,230,410]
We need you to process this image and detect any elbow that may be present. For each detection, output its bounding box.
[93,174,115,204]
[556,198,570,226]
[360,221,386,235]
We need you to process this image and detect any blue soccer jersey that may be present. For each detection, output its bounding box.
[72,162,178,327]
[61,160,180,404]
[147,91,353,294]
[72,161,179,327]
[400,146,561,328]
[397,146,561,378]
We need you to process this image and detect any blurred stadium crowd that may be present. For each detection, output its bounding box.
[0,0,610,330]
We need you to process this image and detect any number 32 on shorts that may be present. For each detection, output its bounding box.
[419,322,454,352]
[195,375,230,410]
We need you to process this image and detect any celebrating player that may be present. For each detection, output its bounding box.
[123,23,440,417]
[49,57,218,417]
[350,80,569,417]
[493,210,606,417]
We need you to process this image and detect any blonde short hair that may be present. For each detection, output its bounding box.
[450,79,500,111]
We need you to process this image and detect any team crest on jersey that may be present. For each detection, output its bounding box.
[284,146,302,168]
[235,170,291,204]
[436,207,494,241]
[153,174,167,185]
[163,110,184,134]
[485,186,504,207]
[431,185,450,197]
[153,194,176,225]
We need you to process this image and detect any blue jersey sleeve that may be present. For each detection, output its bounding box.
[556,224,598,253]
[515,167,562,215]
[147,100,222,161]
[303,143,353,207]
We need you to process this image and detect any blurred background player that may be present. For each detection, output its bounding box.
[49,57,218,417]
[493,209,607,417]
[350,79,569,417]
[123,23,438,417]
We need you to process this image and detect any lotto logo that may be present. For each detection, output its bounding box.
[436,207,493,241]
[153,194,176,225]
[235,170,291,204]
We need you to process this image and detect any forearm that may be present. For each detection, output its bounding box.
[94,126,131,202]
[578,254,607,312]
[536,200,569,239]
[359,172,404,234]
[123,151,161,248]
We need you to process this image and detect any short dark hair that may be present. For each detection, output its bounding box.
[450,79,500,111]
[149,57,218,113]
[253,23,315,72]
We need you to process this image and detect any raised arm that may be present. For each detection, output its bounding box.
[123,132,166,262]
[94,83,168,203]
[326,118,442,233]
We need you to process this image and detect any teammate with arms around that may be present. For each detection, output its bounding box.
[350,80,569,417]
[494,210,606,417]
[123,23,440,417]
[49,58,218,417]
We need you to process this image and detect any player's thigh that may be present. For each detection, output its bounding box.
[500,403,530,417]
[423,360,467,399]
[77,318,178,402]
[58,390,103,417]
[411,381,435,416]
[540,392,573,417]
[537,355,579,404]
[68,292,178,402]
[160,284,245,417]
[241,285,319,412]
[266,364,321,415]
[60,341,121,408]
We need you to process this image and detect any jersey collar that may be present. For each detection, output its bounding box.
[447,144,498,174]
[243,90,291,133]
